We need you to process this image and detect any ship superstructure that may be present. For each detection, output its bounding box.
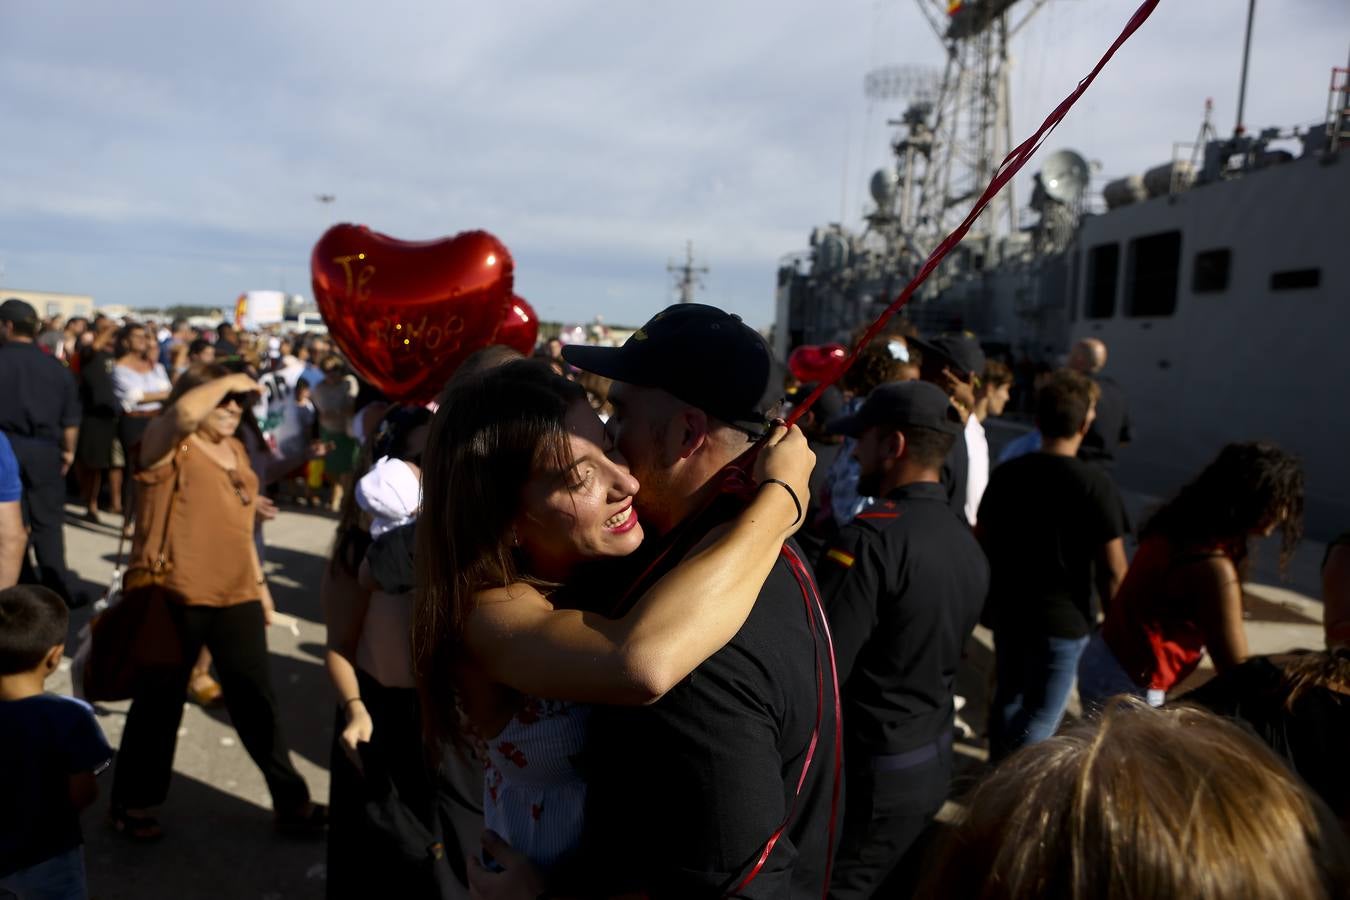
[774,2,1350,532]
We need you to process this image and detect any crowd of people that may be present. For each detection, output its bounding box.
[1,295,1347,899]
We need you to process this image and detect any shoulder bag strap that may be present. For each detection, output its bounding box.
[150,444,185,575]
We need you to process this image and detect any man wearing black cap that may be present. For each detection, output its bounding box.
[907,332,984,524]
[561,304,839,898]
[816,381,989,898]
[0,299,82,605]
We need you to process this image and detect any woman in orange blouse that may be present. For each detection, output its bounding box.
[108,363,322,841]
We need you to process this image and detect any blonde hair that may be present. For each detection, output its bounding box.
[924,699,1349,899]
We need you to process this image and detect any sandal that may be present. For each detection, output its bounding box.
[109,806,164,842]
[275,801,328,837]
[188,673,224,707]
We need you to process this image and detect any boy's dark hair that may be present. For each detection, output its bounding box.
[983,359,1014,388]
[188,337,212,357]
[1036,369,1100,439]
[900,425,957,469]
[0,585,69,675]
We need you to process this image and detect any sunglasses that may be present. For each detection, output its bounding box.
[218,392,253,409]
[227,470,251,506]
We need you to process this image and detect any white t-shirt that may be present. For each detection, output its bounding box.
[964,414,989,527]
[112,362,172,414]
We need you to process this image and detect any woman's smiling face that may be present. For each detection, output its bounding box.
[514,399,644,578]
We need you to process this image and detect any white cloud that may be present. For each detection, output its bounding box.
[0,0,1344,327]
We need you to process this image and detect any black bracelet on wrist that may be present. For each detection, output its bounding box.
[760,478,802,527]
[342,697,364,709]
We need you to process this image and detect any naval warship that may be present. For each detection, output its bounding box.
[773,1,1349,535]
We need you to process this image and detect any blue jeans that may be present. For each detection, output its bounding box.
[0,846,88,900]
[989,631,1090,761]
[1076,632,1148,713]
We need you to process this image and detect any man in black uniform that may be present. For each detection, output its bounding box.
[908,332,984,522]
[0,299,82,605]
[561,304,840,899]
[1068,337,1132,467]
[817,380,989,898]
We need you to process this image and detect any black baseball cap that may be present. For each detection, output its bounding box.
[562,304,783,436]
[827,380,964,437]
[0,298,39,327]
[908,332,985,379]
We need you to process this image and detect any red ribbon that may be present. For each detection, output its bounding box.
[785,0,1161,430]
[726,543,842,898]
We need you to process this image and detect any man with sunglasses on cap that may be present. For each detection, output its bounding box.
[0,299,83,607]
[816,381,988,898]
[546,304,839,898]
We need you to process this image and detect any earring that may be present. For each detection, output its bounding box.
[511,527,520,548]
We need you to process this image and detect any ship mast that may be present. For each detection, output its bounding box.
[667,240,709,304]
[907,0,1045,258]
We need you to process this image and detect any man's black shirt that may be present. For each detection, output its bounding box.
[578,495,839,899]
[1079,375,1131,465]
[816,482,988,756]
[78,351,119,419]
[0,342,80,445]
[978,452,1127,638]
[939,431,968,521]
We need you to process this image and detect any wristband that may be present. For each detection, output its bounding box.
[760,478,802,528]
[342,697,364,709]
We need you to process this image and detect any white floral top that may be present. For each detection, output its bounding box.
[481,698,591,871]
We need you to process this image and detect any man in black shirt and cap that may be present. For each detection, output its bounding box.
[556,303,840,899]
[907,332,985,524]
[816,380,989,898]
[0,299,82,605]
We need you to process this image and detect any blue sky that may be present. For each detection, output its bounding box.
[1,0,1344,328]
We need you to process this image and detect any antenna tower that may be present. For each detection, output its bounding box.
[667,241,709,304]
[892,0,1047,261]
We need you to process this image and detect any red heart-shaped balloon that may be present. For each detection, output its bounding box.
[788,343,849,383]
[311,224,514,403]
[496,295,539,357]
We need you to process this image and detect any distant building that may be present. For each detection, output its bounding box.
[1,288,95,321]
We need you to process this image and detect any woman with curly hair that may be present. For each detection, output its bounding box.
[1078,441,1304,708]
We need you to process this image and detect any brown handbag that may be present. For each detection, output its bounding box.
[83,456,188,702]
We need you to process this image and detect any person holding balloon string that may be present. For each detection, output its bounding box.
[412,344,822,891]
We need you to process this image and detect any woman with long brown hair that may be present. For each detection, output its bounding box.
[107,363,321,841]
[1078,441,1304,708]
[413,359,813,873]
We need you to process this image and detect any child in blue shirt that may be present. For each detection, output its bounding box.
[0,585,113,899]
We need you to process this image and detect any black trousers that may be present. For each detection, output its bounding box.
[110,601,309,813]
[11,438,73,603]
[828,742,953,900]
[327,668,481,899]
[117,416,151,519]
